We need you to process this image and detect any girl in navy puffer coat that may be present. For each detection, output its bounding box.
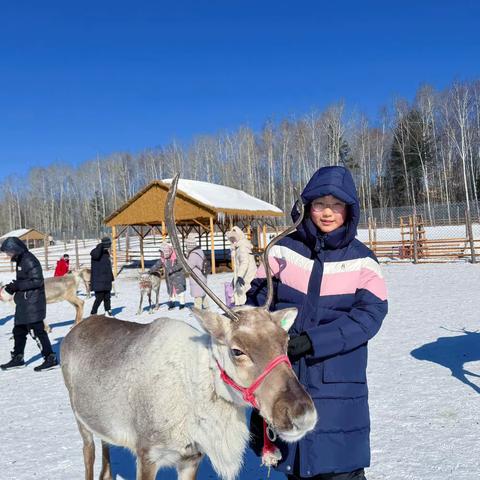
[247,166,388,480]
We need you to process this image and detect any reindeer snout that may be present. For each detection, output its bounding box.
[271,379,317,442]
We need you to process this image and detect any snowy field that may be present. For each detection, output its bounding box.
[0,263,479,480]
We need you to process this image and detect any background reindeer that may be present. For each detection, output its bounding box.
[0,268,87,329]
[61,175,317,480]
[74,267,91,298]
[137,271,162,314]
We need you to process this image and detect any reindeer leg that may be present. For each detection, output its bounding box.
[136,449,158,480]
[148,291,153,314]
[77,420,95,480]
[177,453,202,480]
[137,291,144,315]
[99,441,113,480]
[84,279,91,299]
[155,287,160,310]
[66,294,84,325]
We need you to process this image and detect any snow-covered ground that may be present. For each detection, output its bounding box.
[0,264,479,480]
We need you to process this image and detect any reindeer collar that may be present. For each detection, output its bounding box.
[215,354,291,409]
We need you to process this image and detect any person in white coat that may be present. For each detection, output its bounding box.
[226,226,257,306]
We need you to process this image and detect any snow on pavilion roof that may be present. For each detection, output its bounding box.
[105,179,283,226]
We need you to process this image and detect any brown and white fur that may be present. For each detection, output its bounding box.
[61,307,317,480]
[74,267,92,299]
[0,268,88,330]
[137,272,162,315]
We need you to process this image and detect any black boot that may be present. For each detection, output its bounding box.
[34,353,58,372]
[179,304,185,310]
[167,301,176,310]
[1,352,25,371]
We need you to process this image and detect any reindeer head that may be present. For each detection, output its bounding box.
[194,306,317,441]
[138,272,153,290]
[165,174,316,442]
[0,282,14,303]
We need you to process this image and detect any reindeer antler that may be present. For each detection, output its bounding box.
[263,192,304,311]
[165,174,239,321]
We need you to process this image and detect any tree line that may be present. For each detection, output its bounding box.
[1,79,480,238]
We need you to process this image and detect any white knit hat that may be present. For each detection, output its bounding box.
[185,233,198,251]
[159,242,173,256]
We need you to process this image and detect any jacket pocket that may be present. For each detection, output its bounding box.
[323,345,367,383]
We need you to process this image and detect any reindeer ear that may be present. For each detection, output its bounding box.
[270,308,298,332]
[192,308,232,344]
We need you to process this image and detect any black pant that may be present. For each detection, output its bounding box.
[288,469,366,480]
[91,291,111,314]
[13,322,53,357]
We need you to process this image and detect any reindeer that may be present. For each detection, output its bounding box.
[0,269,87,329]
[61,175,317,480]
[74,267,92,298]
[137,271,162,315]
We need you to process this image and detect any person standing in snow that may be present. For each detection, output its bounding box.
[185,233,208,310]
[150,242,186,310]
[0,237,58,372]
[90,237,114,316]
[54,253,70,277]
[247,166,388,480]
[226,226,257,306]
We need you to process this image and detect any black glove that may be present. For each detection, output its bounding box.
[235,276,245,289]
[288,333,313,362]
[4,281,18,295]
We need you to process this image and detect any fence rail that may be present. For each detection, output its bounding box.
[2,211,480,273]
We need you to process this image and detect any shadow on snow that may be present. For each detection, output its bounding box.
[411,328,480,394]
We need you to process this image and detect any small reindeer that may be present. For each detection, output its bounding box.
[61,175,316,480]
[137,272,162,314]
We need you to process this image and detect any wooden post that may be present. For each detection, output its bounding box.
[262,224,267,249]
[412,214,418,264]
[466,208,476,264]
[74,237,80,270]
[112,225,118,277]
[162,221,167,239]
[44,234,49,271]
[210,216,216,274]
[246,225,252,241]
[126,227,130,263]
[367,217,373,250]
[140,226,145,272]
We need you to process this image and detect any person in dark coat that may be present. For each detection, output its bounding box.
[247,166,388,479]
[0,237,58,371]
[90,237,114,316]
[54,253,70,277]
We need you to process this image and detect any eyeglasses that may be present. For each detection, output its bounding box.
[311,201,346,213]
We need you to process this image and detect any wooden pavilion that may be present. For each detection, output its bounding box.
[0,228,47,249]
[104,179,284,276]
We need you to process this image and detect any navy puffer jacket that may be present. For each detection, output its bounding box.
[247,166,388,476]
[0,237,47,325]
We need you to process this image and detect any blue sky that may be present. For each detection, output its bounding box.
[1,0,479,180]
